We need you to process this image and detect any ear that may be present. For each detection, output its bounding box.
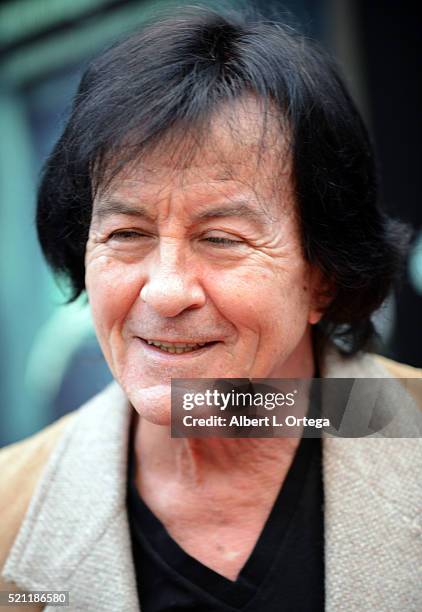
[307,266,335,325]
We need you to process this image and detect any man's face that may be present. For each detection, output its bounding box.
[85,98,324,424]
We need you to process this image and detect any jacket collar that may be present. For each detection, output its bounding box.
[2,382,139,611]
[3,349,421,611]
[322,348,422,610]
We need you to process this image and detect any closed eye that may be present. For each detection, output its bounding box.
[109,230,150,240]
[203,236,243,246]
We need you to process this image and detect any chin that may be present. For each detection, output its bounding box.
[124,381,173,427]
[136,404,171,427]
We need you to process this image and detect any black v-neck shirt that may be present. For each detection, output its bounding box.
[126,432,324,611]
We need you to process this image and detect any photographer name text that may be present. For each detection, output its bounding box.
[182,415,330,429]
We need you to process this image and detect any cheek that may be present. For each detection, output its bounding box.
[207,261,312,333]
[85,258,144,337]
[203,267,262,329]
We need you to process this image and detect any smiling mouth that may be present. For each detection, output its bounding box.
[139,338,218,354]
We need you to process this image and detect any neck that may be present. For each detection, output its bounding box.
[135,418,300,488]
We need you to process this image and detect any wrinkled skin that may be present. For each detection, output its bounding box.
[85,97,326,425]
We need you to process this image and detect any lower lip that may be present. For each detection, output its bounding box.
[136,338,219,360]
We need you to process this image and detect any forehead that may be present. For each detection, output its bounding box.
[95,96,293,211]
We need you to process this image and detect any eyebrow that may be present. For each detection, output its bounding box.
[92,200,154,222]
[194,203,268,226]
[92,198,269,227]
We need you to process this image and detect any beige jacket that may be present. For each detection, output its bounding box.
[0,349,421,611]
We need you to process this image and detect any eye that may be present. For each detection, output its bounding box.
[203,235,243,246]
[109,230,150,241]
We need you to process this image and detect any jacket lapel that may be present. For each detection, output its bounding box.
[2,382,139,612]
[322,350,422,611]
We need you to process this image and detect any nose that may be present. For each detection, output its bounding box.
[139,242,206,317]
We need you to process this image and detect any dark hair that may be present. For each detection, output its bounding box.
[36,5,408,354]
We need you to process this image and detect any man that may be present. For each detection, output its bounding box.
[1,7,421,611]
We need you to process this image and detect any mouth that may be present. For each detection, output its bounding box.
[138,337,219,354]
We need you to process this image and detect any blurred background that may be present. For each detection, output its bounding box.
[1,0,421,446]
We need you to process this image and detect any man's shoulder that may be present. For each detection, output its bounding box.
[0,381,127,574]
[322,344,421,379]
[0,383,120,530]
[0,411,77,597]
[0,381,130,600]
[0,413,77,567]
[0,411,76,494]
[373,354,422,410]
[373,354,422,378]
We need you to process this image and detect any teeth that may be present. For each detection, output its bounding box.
[145,339,209,353]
